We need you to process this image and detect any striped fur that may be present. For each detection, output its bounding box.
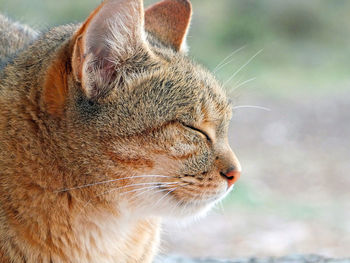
[0,0,240,262]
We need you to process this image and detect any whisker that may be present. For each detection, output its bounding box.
[81,181,179,209]
[232,105,271,111]
[128,185,183,205]
[55,175,170,193]
[213,45,246,73]
[232,74,244,87]
[102,182,178,196]
[127,186,163,201]
[120,182,180,196]
[153,187,179,208]
[141,183,188,212]
[170,197,184,214]
[152,182,190,209]
[223,49,263,88]
[229,77,256,93]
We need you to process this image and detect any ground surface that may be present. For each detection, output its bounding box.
[160,91,350,259]
[156,254,350,263]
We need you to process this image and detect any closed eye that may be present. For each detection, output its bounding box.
[183,124,212,143]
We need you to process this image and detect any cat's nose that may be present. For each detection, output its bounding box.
[220,166,241,189]
[215,140,241,188]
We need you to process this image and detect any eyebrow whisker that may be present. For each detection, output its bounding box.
[223,49,263,88]
[213,45,246,73]
[229,77,257,93]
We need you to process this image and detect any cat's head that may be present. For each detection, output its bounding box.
[46,0,241,218]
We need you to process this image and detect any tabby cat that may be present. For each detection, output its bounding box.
[0,0,241,262]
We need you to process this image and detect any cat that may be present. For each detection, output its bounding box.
[0,0,241,262]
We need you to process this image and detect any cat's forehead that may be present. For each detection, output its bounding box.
[103,34,232,132]
[175,53,230,113]
[154,50,232,125]
[147,37,227,102]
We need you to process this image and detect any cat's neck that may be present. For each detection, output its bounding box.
[63,211,161,262]
[1,197,161,262]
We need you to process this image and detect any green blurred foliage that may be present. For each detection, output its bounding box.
[1,0,349,96]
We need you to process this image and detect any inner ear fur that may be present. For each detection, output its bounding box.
[71,0,146,99]
[145,0,192,52]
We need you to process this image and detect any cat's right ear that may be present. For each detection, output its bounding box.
[71,0,147,99]
[145,0,192,52]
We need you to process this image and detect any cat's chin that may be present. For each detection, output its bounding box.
[153,187,232,220]
[171,201,217,220]
[128,183,235,220]
[149,201,214,221]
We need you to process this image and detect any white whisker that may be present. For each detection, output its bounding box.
[131,183,190,209]
[55,175,170,193]
[119,185,163,205]
[153,187,179,208]
[134,186,177,204]
[128,186,163,201]
[152,183,190,211]
[223,49,263,87]
[232,74,244,87]
[120,183,180,196]
[232,105,271,111]
[104,182,178,195]
[229,77,256,92]
[213,45,246,73]
[82,181,179,209]
[170,196,185,214]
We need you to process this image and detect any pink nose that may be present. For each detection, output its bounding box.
[220,168,241,188]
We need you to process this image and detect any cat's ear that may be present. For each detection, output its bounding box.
[72,0,147,99]
[145,0,192,52]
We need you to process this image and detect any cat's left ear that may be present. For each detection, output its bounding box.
[145,0,192,52]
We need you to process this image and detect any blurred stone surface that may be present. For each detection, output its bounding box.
[155,255,350,263]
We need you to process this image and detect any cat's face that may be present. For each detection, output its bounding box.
[92,54,241,218]
[47,0,241,218]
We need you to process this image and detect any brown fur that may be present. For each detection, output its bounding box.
[43,48,71,117]
[0,0,241,262]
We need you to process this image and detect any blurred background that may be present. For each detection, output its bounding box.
[1,0,349,259]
